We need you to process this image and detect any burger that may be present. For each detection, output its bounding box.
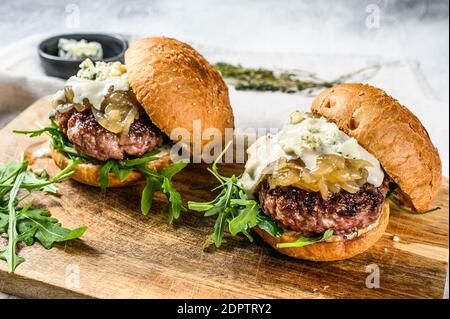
[18,37,234,219]
[189,83,441,261]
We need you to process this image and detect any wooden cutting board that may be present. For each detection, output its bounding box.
[0,98,448,299]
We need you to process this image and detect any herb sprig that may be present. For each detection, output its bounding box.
[0,156,86,273]
[214,62,381,94]
[188,144,337,249]
[387,183,441,215]
[276,229,334,248]
[188,143,284,248]
[15,118,187,222]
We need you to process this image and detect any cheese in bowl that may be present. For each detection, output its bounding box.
[58,38,103,60]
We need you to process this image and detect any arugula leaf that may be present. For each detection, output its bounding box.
[186,197,218,212]
[387,183,441,214]
[212,209,228,248]
[162,177,183,224]
[204,179,236,217]
[160,161,188,180]
[389,196,441,214]
[141,176,161,216]
[256,212,284,238]
[111,163,132,182]
[0,212,7,233]
[0,157,87,272]
[118,149,161,168]
[276,229,334,249]
[0,161,23,184]
[22,171,59,194]
[0,169,27,272]
[137,161,187,222]
[18,208,87,249]
[228,198,258,236]
[99,160,115,192]
[188,142,284,248]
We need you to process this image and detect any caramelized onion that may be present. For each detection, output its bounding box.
[119,106,137,143]
[74,101,89,112]
[92,91,139,141]
[265,154,372,200]
[54,88,141,142]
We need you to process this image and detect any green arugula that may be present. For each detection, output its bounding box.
[135,160,187,222]
[15,116,187,222]
[276,229,334,249]
[387,183,441,214]
[14,117,89,162]
[255,213,284,238]
[0,156,86,273]
[188,143,284,248]
[188,143,338,250]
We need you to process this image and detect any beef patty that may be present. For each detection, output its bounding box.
[257,177,390,237]
[54,109,165,161]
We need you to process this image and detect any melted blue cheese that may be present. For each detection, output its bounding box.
[58,38,103,60]
[239,111,384,197]
[51,59,129,110]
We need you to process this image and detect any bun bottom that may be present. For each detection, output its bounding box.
[255,201,390,261]
[51,146,172,188]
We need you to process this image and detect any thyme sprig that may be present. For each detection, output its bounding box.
[387,183,441,215]
[214,62,381,94]
[188,143,283,248]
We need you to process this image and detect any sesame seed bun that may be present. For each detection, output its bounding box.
[125,37,234,150]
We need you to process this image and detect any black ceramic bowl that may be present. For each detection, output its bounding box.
[38,33,128,79]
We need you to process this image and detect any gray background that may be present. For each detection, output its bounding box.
[0,0,449,101]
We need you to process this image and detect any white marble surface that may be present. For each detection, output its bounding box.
[0,0,448,299]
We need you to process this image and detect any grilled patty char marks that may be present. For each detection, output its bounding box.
[54,109,73,135]
[54,110,165,161]
[257,177,390,237]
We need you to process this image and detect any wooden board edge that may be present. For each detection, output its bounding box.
[0,272,93,299]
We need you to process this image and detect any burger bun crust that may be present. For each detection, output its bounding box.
[255,201,390,261]
[125,37,234,149]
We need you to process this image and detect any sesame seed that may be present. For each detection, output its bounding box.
[393,236,400,242]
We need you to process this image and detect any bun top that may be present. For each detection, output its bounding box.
[311,83,442,211]
[125,37,234,150]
